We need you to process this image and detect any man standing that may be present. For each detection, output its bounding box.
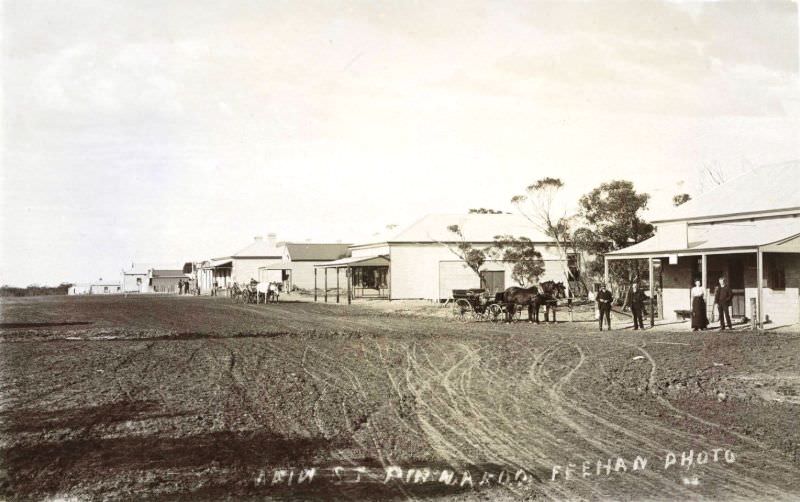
[714,276,733,330]
[597,284,613,331]
[628,283,646,330]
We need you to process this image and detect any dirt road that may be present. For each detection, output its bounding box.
[1,295,799,500]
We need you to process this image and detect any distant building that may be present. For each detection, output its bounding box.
[68,284,91,295]
[201,234,283,293]
[88,280,121,295]
[259,242,351,291]
[149,268,190,293]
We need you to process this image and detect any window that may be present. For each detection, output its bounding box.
[769,268,786,291]
[103,286,108,293]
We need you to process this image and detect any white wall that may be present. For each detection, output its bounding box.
[233,258,281,284]
[390,243,569,300]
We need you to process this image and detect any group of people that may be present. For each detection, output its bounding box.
[594,283,648,331]
[176,279,194,295]
[594,276,735,332]
[690,276,734,331]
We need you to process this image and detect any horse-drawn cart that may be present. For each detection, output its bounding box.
[450,289,521,322]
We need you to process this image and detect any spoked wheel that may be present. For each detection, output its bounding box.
[452,299,472,321]
[486,303,502,322]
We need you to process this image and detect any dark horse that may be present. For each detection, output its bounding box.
[503,281,567,323]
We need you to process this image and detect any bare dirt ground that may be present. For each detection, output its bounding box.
[1,295,799,501]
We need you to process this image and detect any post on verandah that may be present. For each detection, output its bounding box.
[347,265,352,305]
[324,268,328,303]
[648,257,655,327]
[336,267,340,303]
[757,248,764,331]
[701,254,708,301]
[603,257,609,288]
[314,268,318,302]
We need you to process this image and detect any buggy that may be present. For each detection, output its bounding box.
[450,289,522,322]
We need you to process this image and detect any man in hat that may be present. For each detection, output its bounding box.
[714,276,733,330]
[597,284,613,331]
[627,283,646,330]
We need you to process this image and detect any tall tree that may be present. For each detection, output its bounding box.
[573,180,654,291]
[511,178,578,290]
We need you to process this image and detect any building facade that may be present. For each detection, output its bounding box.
[606,163,800,328]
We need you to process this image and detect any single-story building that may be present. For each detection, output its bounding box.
[121,263,153,293]
[258,242,350,291]
[606,162,800,328]
[68,284,91,295]
[149,268,190,293]
[88,280,122,294]
[317,213,578,301]
[211,233,283,287]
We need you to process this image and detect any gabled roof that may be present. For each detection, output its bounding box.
[285,243,350,261]
[386,213,554,244]
[650,161,800,223]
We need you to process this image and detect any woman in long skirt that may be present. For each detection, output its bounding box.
[690,279,708,331]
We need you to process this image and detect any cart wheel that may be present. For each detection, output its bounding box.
[486,304,502,322]
[452,299,471,321]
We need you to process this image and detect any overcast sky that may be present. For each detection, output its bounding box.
[2,1,799,286]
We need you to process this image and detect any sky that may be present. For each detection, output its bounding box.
[1,0,799,286]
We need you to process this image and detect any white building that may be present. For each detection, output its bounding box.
[317,213,576,301]
[259,243,350,291]
[199,234,283,294]
[606,162,800,328]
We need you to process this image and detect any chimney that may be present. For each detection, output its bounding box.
[254,236,263,241]
[267,233,277,247]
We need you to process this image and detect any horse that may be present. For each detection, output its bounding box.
[502,286,539,323]
[502,281,567,323]
[532,281,567,323]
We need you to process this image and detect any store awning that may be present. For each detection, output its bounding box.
[607,218,800,259]
[314,255,390,268]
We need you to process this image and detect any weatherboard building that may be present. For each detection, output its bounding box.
[606,162,800,329]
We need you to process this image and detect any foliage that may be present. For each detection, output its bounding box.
[0,282,74,297]
[512,177,579,290]
[573,180,654,286]
[492,235,545,287]
[672,193,691,206]
[468,208,505,214]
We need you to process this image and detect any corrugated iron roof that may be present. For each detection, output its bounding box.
[649,161,800,223]
[315,255,390,268]
[285,243,350,261]
[150,269,186,278]
[608,217,800,257]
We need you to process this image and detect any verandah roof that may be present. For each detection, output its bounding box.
[314,255,390,268]
[607,218,800,258]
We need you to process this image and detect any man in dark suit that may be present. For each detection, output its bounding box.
[714,277,733,330]
[597,284,613,331]
[627,283,646,330]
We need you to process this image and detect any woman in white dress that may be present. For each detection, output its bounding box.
[690,279,708,331]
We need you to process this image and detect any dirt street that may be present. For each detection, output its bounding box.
[1,295,799,501]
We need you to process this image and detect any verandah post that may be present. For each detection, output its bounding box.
[314,268,317,302]
[649,257,655,327]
